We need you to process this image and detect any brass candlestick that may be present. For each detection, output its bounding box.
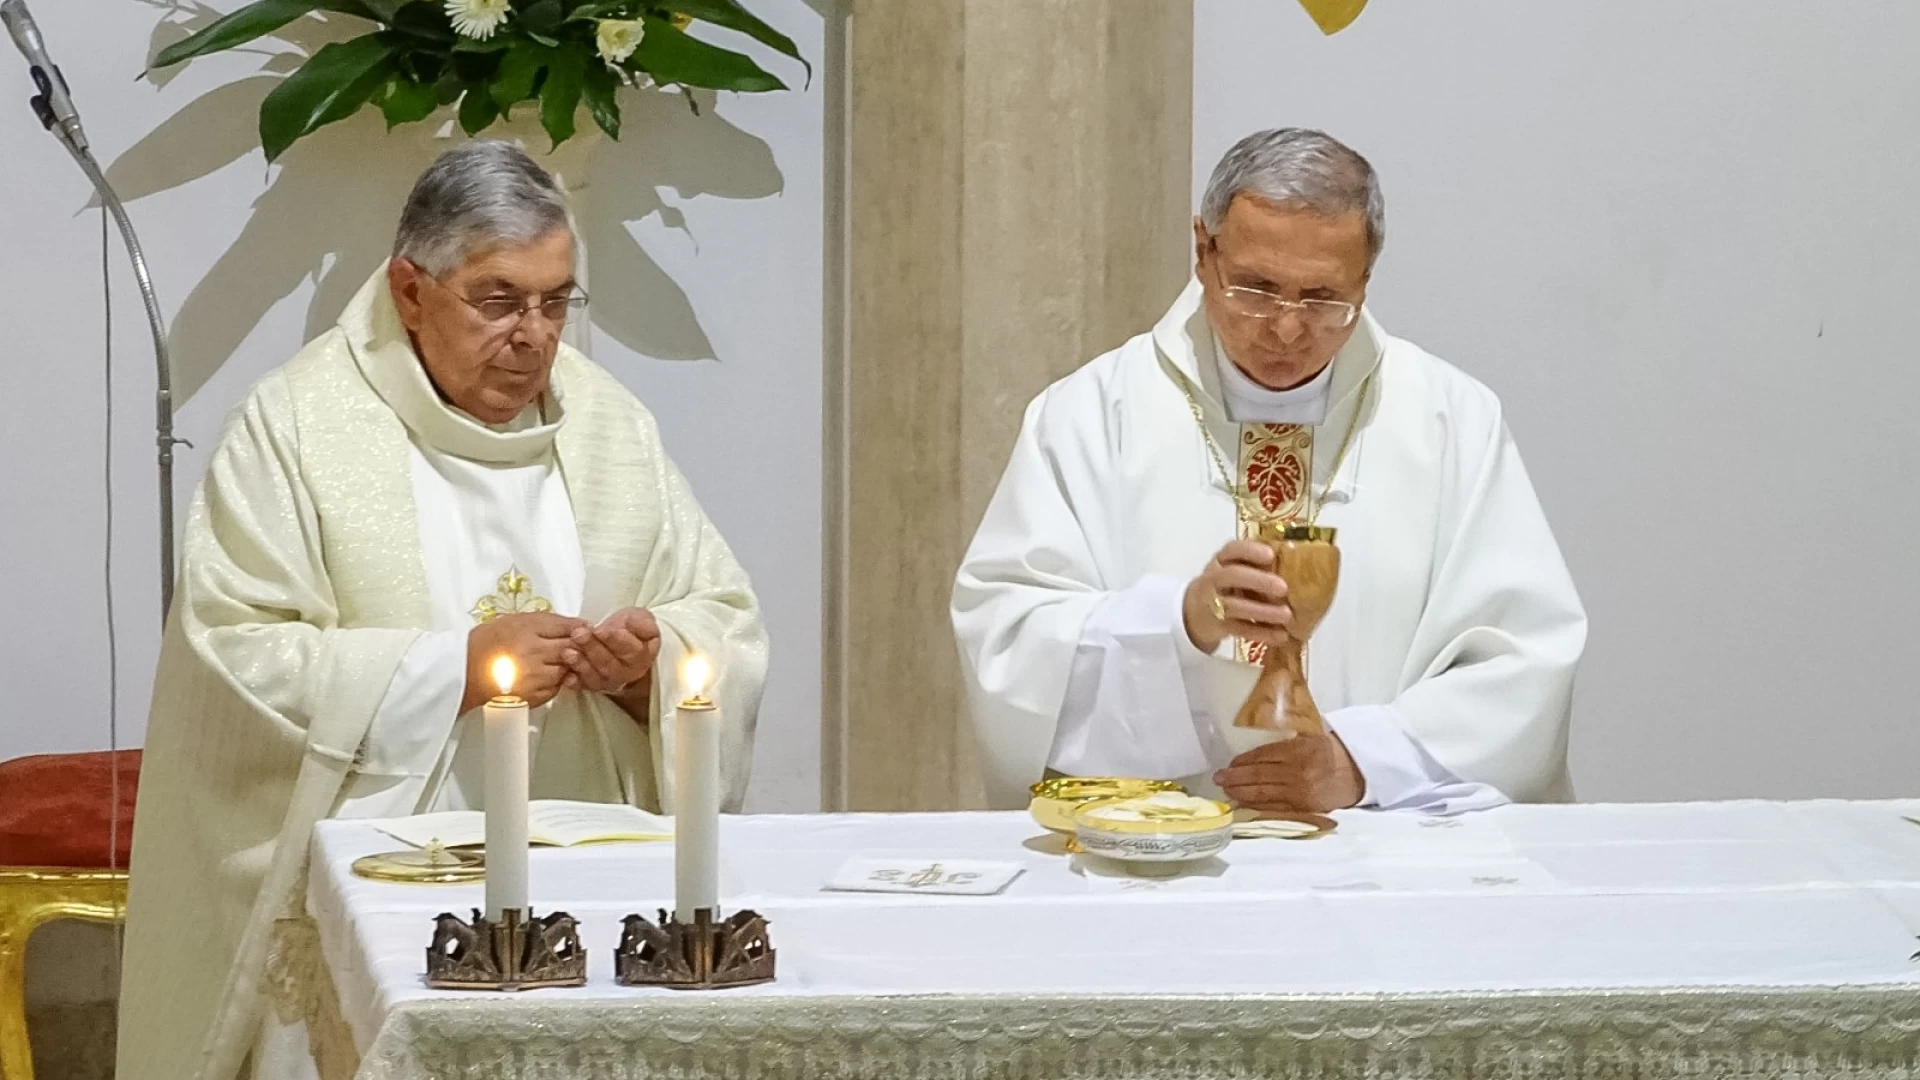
[424,908,588,991]
[1232,523,1340,737]
[614,908,776,990]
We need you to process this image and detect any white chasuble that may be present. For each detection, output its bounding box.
[952,278,1586,812]
[337,407,606,821]
[117,271,768,1080]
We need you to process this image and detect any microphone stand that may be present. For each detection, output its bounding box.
[24,91,182,621]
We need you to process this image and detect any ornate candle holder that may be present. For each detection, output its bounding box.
[424,908,588,991]
[614,907,776,990]
[1232,523,1341,737]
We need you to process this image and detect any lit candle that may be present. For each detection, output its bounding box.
[674,653,721,922]
[484,655,530,922]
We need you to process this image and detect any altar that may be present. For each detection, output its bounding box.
[299,800,1920,1079]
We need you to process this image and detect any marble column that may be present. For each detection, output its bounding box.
[826,0,1195,809]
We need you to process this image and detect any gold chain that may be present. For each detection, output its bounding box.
[1180,373,1371,528]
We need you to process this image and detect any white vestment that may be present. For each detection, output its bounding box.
[952,279,1586,811]
[118,272,768,1080]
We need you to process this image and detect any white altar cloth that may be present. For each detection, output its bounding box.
[306,800,1920,1079]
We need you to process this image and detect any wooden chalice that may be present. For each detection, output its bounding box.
[1230,523,1340,738]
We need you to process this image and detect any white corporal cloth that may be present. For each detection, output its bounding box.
[300,799,1920,1080]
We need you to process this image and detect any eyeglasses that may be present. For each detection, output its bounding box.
[419,267,589,329]
[1216,286,1358,330]
[1203,239,1359,330]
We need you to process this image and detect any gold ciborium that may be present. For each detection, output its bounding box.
[1231,523,1339,738]
[1028,776,1184,853]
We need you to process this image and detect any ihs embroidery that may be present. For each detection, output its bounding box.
[470,566,553,623]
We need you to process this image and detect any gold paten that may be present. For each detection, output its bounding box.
[1231,808,1340,840]
[352,846,485,885]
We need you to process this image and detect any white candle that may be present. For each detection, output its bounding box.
[483,655,530,922]
[673,653,721,922]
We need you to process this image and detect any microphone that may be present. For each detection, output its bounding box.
[1,0,86,150]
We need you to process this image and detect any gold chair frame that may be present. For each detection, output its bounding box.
[0,868,127,1080]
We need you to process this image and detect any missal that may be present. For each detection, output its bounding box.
[366,800,672,849]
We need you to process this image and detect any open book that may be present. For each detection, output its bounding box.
[366,800,672,850]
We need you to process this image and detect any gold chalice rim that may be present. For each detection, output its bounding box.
[1028,776,1183,804]
[1256,522,1337,543]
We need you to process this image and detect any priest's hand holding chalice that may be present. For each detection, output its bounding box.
[1183,524,1363,813]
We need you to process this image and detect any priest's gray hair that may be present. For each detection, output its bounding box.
[393,141,573,277]
[1200,128,1385,265]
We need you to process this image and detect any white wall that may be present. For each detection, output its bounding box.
[0,0,825,812]
[1196,1,1920,801]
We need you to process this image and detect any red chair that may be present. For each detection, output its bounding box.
[0,751,139,1080]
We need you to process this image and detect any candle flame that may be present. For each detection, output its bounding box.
[681,653,713,699]
[491,655,517,696]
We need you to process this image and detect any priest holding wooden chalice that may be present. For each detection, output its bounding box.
[953,127,1588,817]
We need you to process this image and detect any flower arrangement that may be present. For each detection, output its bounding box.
[148,0,806,160]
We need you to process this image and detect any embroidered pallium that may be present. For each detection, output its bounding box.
[470,566,553,623]
[1236,423,1313,665]
[1240,424,1313,519]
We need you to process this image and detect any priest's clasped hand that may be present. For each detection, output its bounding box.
[1182,539,1294,654]
[462,611,584,712]
[461,608,663,715]
[563,607,663,696]
[1214,732,1364,814]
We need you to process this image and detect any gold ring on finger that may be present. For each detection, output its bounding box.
[1210,593,1227,621]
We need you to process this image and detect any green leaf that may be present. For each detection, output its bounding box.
[151,0,324,69]
[453,35,514,52]
[458,83,500,134]
[315,0,387,21]
[665,0,808,81]
[520,0,564,35]
[376,71,439,128]
[450,49,503,82]
[353,0,402,22]
[581,60,620,138]
[565,1,627,20]
[539,48,585,146]
[387,2,457,45]
[631,16,783,92]
[491,40,549,110]
[258,36,397,159]
[396,47,447,84]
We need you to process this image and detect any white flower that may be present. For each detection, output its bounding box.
[445,0,510,40]
[595,18,645,64]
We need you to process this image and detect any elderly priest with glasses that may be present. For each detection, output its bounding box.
[953,128,1585,817]
[118,141,768,1080]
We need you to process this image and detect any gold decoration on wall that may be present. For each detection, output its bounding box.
[1298,0,1370,35]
